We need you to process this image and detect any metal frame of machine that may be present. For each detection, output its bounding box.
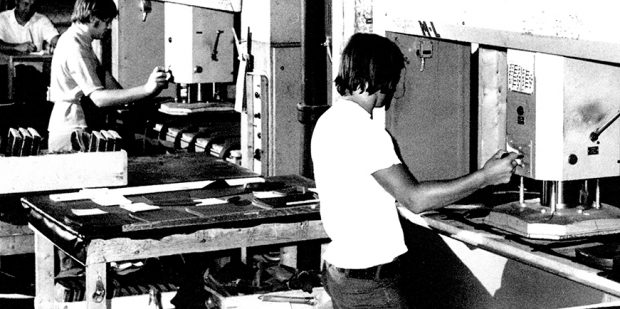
[355,1,620,240]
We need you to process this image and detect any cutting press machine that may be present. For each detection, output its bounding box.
[164,2,235,103]
[483,49,620,240]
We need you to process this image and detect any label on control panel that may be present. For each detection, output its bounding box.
[507,50,534,95]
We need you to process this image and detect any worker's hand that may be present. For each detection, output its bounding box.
[47,35,59,54]
[14,42,36,54]
[480,150,522,186]
[143,66,169,95]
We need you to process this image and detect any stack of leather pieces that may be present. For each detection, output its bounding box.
[3,127,42,156]
[71,129,123,152]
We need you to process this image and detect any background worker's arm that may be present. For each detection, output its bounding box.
[0,39,35,53]
[87,66,168,107]
[373,150,520,214]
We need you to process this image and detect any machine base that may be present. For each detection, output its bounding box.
[483,200,620,240]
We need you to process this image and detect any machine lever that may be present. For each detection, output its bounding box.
[139,0,152,22]
[590,109,620,142]
[212,30,224,61]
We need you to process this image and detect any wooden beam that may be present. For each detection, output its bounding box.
[85,220,327,264]
[0,151,127,195]
[478,48,507,166]
[0,234,33,255]
[34,232,55,309]
[153,0,241,12]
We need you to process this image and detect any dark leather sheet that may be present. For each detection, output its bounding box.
[22,156,318,262]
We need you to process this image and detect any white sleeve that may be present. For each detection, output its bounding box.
[354,123,402,176]
[35,15,59,43]
[66,47,105,96]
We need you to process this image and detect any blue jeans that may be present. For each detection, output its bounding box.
[322,261,409,309]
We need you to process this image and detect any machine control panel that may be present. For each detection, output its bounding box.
[505,50,620,181]
[164,2,235,84]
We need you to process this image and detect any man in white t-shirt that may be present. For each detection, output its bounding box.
[0,0,59,54]
[47,0,169,153]
[311,33,521,308]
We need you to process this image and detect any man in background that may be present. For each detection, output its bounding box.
[0,0,59,54]
[47,0,169,153]
[0,0,60,140]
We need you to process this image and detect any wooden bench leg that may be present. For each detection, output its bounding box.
[85,261,109,309]
[280,245,298,268]
[320,243,328,270]
[34,231,54,309]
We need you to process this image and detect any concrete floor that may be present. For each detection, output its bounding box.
[0,296,34,309]
[0,254,35,309]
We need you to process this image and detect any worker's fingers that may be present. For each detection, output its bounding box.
[491,150,521,161]
[492,149,509,159]
[151,70,167,78]
[149,67,169,85]
[501,152,521,161]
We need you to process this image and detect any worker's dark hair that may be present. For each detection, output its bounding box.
[334,33,405,96]
[71,0,118,24]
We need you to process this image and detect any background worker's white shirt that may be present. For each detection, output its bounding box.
[311,98,407,269]
[0,9,58,51]
[47,23,104,152]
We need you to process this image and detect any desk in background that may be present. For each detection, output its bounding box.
[0,53,52,103]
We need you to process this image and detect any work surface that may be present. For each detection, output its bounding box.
[19,153,326,308]
[399,193,620,299]
[21,153,320,262]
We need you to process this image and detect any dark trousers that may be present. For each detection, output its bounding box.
[321,260,409,309]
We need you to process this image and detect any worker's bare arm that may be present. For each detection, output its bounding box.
[0,39,35,53]
[372,150,520,214]
[102,68,122,90]
[88,66,168,107]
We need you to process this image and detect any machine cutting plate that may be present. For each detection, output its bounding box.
[484,201,620,240]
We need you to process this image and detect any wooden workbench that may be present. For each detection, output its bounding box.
[21,155,327,309]
[0,152,258,257]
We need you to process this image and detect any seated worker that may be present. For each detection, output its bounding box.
[47,0,169,153]
[311,32,521,308]
[0,0,59,54]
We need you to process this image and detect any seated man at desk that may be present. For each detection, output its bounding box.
[0,0,59,137]
[47,0,169,153]
[0,0,59,54]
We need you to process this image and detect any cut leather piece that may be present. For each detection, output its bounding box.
[6,127,23,157]
[89,130,106,152]
[143,191,197,207]
[18,127,32,156]
[28,127,42,155]
[107,130,123,151]
[71,129,90,152]
[100,130,116,151]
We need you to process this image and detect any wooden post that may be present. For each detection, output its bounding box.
[34,231,55,309]
[84,261,109,309]
[478,47,507,166]
[320,243,329,270]
[280,246,298,268]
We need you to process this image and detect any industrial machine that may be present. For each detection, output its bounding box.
[484,49,620,239]
[164,1,235,103]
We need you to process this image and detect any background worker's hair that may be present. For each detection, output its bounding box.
[334,32,405,96]
[71,0,118,24]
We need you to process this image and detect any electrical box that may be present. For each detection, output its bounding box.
[164,2,235,84]
[506,50,620,181]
